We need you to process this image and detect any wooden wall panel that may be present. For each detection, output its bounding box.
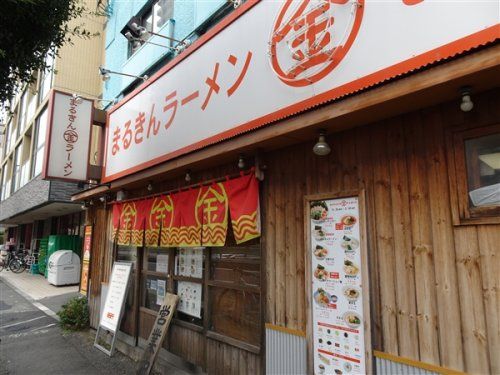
[386,119,419,359]
[86,205,112,329]
[424,109,463,369]
[476,226,500,374]
[167,325,205,367]
[263,88,499,373]
[205,339,260,375]
[454,226,490,374]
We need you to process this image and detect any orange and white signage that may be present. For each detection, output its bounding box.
[103,0,499,182]
[43,90,93,182]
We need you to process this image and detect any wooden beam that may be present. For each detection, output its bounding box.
[72,45,500,201]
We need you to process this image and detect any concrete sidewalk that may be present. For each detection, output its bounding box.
[0,270,79,316]
[0,278,136,375]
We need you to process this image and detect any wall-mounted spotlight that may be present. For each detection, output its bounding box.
[72,93,118,106]
[116,190,127,202]
[147,182,153,192]
[238,155,245,169]
[99,66,148,82]
[460,86,474,112]
[313,129,331,156]
[228,0,242,8]
[185,170,192,183]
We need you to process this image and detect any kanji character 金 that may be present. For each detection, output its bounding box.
[163,91,177,130]
[112,126,120,155]
[226,51,252,97]
[122,120,132,150]
[134,112,145,144]
[201,63,220,110]
[147,104,160,138]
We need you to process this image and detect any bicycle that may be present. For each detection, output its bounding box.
[0,249,31,273]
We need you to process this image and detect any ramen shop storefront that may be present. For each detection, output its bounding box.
[106,171,264,372]
[76,1,499,374]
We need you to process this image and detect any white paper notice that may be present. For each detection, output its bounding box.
[177,281,202,318]
[156,280,166,306]
[156,254,169,274]
[100,262,132,332]
[176,248,203,279]
[309,197,365,375]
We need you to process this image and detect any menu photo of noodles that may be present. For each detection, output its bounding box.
[310,196,366,375]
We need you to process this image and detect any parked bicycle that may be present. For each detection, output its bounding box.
[0,249,32,273]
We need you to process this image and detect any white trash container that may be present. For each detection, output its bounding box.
[47,250,81,286]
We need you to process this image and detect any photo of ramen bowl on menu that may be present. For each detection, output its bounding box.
[314,245,328,260]
[341,235,359,252]
[343,260,359,276]
[343,311,362,328]
[314,226,326,241]
[314,264,328,281]
[311,201,328,222]
[314,288,337,307]
[341,215,357,227]
[343,286,360,302]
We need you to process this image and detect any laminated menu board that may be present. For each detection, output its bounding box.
[306,193,371,375]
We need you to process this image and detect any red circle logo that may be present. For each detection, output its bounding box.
[269,0,364,87]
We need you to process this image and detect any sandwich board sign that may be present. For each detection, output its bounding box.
[94,261,133,356]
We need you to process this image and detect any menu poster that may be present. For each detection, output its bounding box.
[176,248,203,278]
[177,281,202,318]
[156,254,169,274]
[100,262,133,332]
[309,196,367,375]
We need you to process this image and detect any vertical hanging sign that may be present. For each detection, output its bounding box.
[42,90,93,182]
[306,193,371,374]
[79,225,93,296]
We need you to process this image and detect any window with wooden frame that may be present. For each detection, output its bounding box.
[138,231,262,351]
[448,123,500,225]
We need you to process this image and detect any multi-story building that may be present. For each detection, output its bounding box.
[0,3,105,250]
[102,0,230,103]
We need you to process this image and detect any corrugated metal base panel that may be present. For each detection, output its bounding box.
[266,328,307,374]
[375,357,438,375]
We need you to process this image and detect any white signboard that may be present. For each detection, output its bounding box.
[309,196,368,374]
[100,262,133,332]
[103,0,498,182]
[43,90,93,182]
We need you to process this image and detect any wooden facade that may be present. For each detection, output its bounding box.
[262,88,499,374]
[85,82,499,373]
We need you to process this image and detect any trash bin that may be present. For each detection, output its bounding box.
[47,250,81,286]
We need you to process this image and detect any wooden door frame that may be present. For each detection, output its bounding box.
[304,190,373,374]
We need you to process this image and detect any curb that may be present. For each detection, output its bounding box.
[0,274,60,322]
